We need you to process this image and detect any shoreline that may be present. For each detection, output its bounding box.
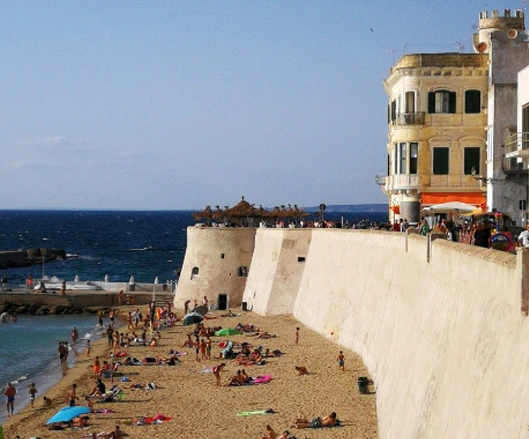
[1,311,128,427]
[3,307,379,439]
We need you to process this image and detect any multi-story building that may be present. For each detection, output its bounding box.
[380,9,529,224]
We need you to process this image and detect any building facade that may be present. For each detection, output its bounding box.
[380,9,529,224]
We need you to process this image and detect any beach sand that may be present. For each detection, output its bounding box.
[3,306,378,439]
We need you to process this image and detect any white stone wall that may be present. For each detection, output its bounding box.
[245,227,529,439]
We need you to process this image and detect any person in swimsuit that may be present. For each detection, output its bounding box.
[213,362,226,387]
[4,382,16,417]
[295,412,337,429]
[337,350,345,371]
[29,383,37,408]
[66,383,78,407]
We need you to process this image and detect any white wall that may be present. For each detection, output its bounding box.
[246,228,529,439]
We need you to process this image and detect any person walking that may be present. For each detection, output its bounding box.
[4,382,16,417]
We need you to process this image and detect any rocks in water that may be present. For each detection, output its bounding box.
[0,248,67,268]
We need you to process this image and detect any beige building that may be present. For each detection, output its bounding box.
[381,9,529,223]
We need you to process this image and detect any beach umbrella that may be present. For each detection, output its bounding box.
[183,311,204,326]
[215,328,241,336]
[192,305,208,316]
[46,406,90,424]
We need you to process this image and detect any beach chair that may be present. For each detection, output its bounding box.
[100,386,122,402]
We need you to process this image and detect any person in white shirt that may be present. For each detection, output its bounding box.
[517,224,529,248]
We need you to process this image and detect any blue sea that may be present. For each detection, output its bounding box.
[0,209,386,422]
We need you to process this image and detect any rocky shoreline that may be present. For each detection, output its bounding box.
[0,300,111,316]
[0,248,66,268]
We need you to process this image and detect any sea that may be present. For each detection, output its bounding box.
[0,209,386,422]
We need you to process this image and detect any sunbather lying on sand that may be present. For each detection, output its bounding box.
[247,331,276,339]
[295,366,309,376]
[295,412,337,429]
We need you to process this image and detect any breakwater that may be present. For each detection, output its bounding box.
[175,226,529,439]
[0,291,175,313]
[0,248,66,268]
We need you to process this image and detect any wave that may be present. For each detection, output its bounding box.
[129,246,154,252]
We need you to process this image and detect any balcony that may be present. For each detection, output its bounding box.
[503,132,529,174]
[386,174,421,190]
[391,112,425,126]
[504,132,529,158]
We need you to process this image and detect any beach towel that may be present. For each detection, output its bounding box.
[252,375,272,384]
[236,408,276,416]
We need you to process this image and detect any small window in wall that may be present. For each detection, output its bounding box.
[221,253,225,259]
[465,90,481,114]
[390,100,396,123]
[191,266,199,280]
[428,90,456,114]
[464,147,480,175]
[433,147,449,175]
[298,257,306,263]
[238,266,248,277]
[405,91,415,113]
[399,142,406,174]
[410,143,418,174]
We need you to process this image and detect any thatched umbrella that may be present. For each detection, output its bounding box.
[192,205,213,225]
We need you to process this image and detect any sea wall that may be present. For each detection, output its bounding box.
[239,228,529,439]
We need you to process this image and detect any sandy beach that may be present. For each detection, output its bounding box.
[3,306,378,439]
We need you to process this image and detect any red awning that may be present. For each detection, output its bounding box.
[421,192,486,207]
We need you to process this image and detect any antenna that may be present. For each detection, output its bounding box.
[402,42,408,55]
[456,42,465,52]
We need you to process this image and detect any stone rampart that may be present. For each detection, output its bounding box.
[238,228,529,438]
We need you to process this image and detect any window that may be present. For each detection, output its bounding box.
[298,257,306,263]
[433,147,449,175]
[464,147,480,175]
[191,266,199,280]
[465,90,481,114]
[405,91,415,113]
[410,143,418,174]
[428,90,456,114]
[390,100,396,123]
[399,143,406,174]
[394,144,398,174]
[238,266,248,277]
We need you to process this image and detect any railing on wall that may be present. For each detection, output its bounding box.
[391,112,425,126]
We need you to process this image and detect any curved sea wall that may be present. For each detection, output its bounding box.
[176,226,529,437]
[240,228,529,439]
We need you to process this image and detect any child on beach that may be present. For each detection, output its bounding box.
[337,351,345,371]
[295,327,300,345]
[29,383,37,408]
[213,363,226,387]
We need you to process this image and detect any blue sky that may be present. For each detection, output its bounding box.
[0,1,522,210]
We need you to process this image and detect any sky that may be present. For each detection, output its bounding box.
[0,1,524,210]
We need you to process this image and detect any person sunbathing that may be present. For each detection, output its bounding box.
[89,379,106,397]
[71,415,90,428]
[295,366,309,376]
[260,424,277,439]
[277,430,290,439]
[221,309,236,317]
[295,412,337,429]
[241,369,250,384]
[227,370,245,386]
